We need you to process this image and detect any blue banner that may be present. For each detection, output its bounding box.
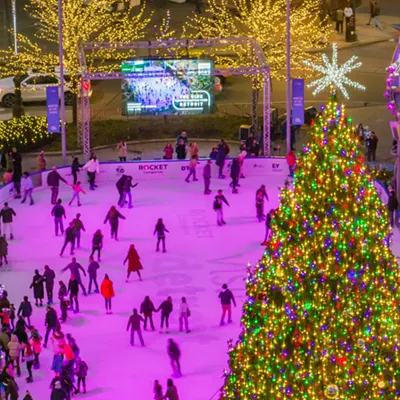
[46,86,60,133]
[292,79,305,126]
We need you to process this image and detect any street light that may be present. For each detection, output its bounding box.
[11,0,17,53]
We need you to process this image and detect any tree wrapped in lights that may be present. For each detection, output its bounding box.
[222,87,400,399]
[184,0,329,80]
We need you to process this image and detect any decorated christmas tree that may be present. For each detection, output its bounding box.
[221,81,400,398]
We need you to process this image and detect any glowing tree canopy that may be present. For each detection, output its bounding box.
[222,88,400,399]
[184,0,330,80]
[304,43,366,100]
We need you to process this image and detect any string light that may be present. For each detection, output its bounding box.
[303,43,366,99]
[221,87,399,399]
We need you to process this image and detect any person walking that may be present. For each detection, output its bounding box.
[0,235,8,266]
[216,141,226,179]
[367,0,374,25]
[100,274,114,314]
[213,190,230,226]
[51,199,66,237]
[140,296,156,331]
[68,182,86,207]
[74,356,88,394]
[124,244,143,282]
[47,166,68,205]
[161,379,179,400]
[179,297,190,334]
[61,257,87,295]
[71,157,80,185]
[90,230,103,261]
[43,306,59,348]
[60,222,76,256]
[185,155,199,183]
[117,140,128,162]
[175,139,187,160]
[388,187,398,227]
[203,160,212,195]
[126,309,145,346]
[43,265,56,305]
[30,270,44,307]
[104,206,126,240]
[262,208,275,245]
[157,296,173,334]
[286,150,296,177]
[17,296,33,326]
[68,276,80,314]
[154,218,169,252]
[82,155,100,190]
[116,174,128,205]
[163,143,174,160]
[218,284,236,325]
[372,1,382,30]
[36,151,47,171]
[335,7,344,33]
[7,335,22,377]
[72,213,85,248]
[119,176,138,208]
[21,172,34,205]
[0,202,16,240]
[366,131,378,161]
[167,339,182,377]
[230,159,240,194]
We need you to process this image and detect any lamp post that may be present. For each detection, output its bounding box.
[285,0,291,155]
[11,0,17,53]
[58,0,67,165]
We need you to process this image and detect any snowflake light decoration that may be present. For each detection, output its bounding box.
[303,43,366,99]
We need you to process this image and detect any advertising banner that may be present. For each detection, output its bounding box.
[292,79,305,126]
[46,86,60,133]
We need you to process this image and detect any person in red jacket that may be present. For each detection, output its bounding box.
[286,151,296,177]
[100,274,115,314]
[123,244,143,282]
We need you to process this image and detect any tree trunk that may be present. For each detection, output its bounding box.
[72,92,77,125]
[12,75,25,119]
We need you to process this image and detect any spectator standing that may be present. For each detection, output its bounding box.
[140,296,156,331]
[100,274,115,314]
[157,296,173,334]
[117,140,128,162]
[47,166,67,205]
[286,150,296,177]
[245,133,255,150]
[104,206,126,240]
[90,230,103,261]
[176,131,188,146]
[179,297,190,334]
[167,339,182,377]
[388,187,398,227]
[163,143,174,160]
[43,306,59,348]
[87,256,100,294]
[124,244,143,282]
[218,284,236,325]
[72,213,85,248]
[17,297,33,326]
[126,309,145,346]
[189,142,199,159]
[10,147,22,177]
[0,202,16,240]
[82,155,100,190]
[203,160,212,195]
[21,172,34,205]
[175,139,187,160]
[29,270,44,307]
[51,199,66,236]
[43,265,56,305]
[71,157,80,185]
[356,123,365,141]
[336,7,344,33]
[36,151,47,171]
[249,139,260,156]
[366,131,378,161]
[209,147,218,159]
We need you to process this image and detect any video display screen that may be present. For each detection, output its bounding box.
[121,59,214,115]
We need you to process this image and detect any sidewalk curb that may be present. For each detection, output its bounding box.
[308,37,393,53]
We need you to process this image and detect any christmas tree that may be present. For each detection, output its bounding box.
[221,87,400,399]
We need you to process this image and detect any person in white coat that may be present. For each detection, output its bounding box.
[179,297,190,334]
[21,172,34,205]
[82,155,100,190]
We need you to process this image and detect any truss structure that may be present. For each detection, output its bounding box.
[78,38,271,161]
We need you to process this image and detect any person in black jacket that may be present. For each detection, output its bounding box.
[167,339,182,376]
[119,176,138,208]
[71,158,80,185]
[262,209,275,244]
[29,270,44,307]
[216,141,226,179]
[218,284,236,326]
[43,306,59,348]
[0,203,16,240]
[50,381,67,400]
[47,166,68,205]
[230,159,240,194]
[58,281,68,300]
[104,206,125,240]
[89,230,103,262]
[388,188,398,227]
[87,256,100,294]
[60,222,76,257]
[116,174,128,205]
[17,296,32,326]
[68,276,80,314]
[140,296,156,331]
[43,265,56,305]
[213,190,230,226]
[12,169,22,199]
[51,199,66,237]
[157,296,173,333]
[175,139,187,160]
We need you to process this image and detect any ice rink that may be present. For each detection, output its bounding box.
[1,173,286,399]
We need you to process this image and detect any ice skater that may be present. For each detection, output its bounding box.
[17,296,33,326]
[0,202,16,240]
[185,155,199,182]
[262,209,275,245]
[230,159,240,194]
[47,166,67,205]
[161,379,179,400]
[61,257,87,296]
[104,206,126,240]
[218,284,236,325]
[238,149,247,179]
[216,141,226,179]
[154,218,169,252]
[154,380,163,400]
[116,174,128,204]
[21,172,34,205]
[82,155,99,190]
[255,185,269,220]
[43,306,59,348]
[68,181,86,207]
[123,244,143,282]
[119,176,138,208]
[167,339,182,377]
[126,308,145,346]
[179,297,190,334]
[60,222,76,256]
[87,256,100,294]
[51,199,66,237]
[203,160,212,194]
[90,230,103,261]
[43,265,56,305]
[213,190,230,226]
[72,213,85,249]
[140,296,156,331]
[60,296,69,323]
[68,275,80,313]
[157,296,173,334]
[74,356,88,394]
[29,269,44,307]
[0,235,8,266]
[100,274,114,314]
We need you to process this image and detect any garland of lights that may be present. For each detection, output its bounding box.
[385,44,400,119]
[304,43,366,100]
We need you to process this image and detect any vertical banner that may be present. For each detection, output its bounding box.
[46,86,60,133]
[292,79,305,126]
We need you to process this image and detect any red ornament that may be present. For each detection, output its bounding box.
[82,81,90,91]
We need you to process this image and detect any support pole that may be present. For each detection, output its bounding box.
[286,0,291,154]
[267,71,271,157]
[262,71,267,156]
[11,0,17,53]
[252,79,259,138]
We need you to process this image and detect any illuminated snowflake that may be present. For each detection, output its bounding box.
[303,43,366,99]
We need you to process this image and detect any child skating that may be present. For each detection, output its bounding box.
[68,181,86,207]
[213,190,230,226]
[154,218,169,253]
